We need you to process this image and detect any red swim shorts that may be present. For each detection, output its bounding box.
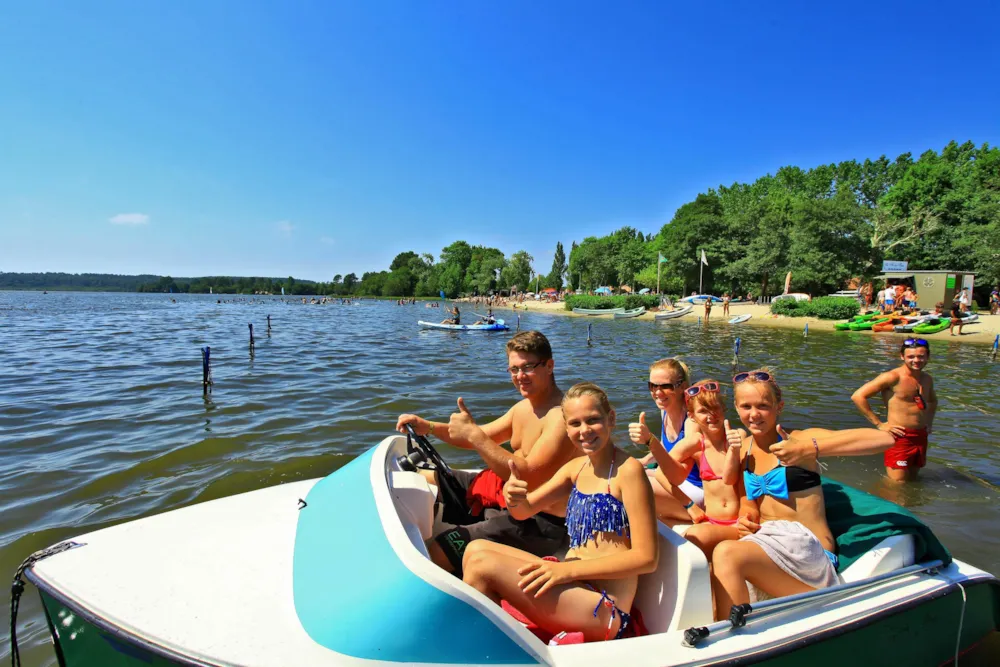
[884,427,928,470]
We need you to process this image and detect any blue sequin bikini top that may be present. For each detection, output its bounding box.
[565,449,631,550]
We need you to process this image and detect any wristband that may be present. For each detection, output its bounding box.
[812,437,820,459]
[684,501,694,510]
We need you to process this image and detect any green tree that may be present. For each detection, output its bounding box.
[501,250,534,292]
[545,241,566,289]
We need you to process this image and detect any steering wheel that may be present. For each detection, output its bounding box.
[404,424,468,514]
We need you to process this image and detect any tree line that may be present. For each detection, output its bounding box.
[570,140,999,298]
[5,141,995,299]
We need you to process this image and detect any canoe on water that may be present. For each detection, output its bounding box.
[14,434,999,666]
[654,304,693,320]
[418,319,509,331]
[573,307,626,315]
[613,307,646,319]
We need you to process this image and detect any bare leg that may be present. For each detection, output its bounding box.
[683,522,739,561]
[462,541,623,641]
[647,469,691,523]
[711,540,815,621]
[886,466,919,482]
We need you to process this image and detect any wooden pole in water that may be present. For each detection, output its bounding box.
[516,313,520,332]
[267,314,271,332]
[202,346,212,393]
[249,323,255,356]
[587,322,592,346]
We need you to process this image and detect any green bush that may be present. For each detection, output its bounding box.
[808,296,860,320]
[564,294,661,311]
[769,296,859,320]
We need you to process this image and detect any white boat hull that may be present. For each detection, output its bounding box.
[20,436,1000,666]
[655,305,693,320]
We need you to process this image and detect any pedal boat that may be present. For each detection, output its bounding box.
[18,435,1000,666]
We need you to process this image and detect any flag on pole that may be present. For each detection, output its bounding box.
[658,252,667,264]
[700,249,709,266]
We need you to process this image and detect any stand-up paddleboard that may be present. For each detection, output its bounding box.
[728,314,752,324]
[418,319,509,331]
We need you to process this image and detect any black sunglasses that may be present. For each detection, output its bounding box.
[733,371,772,384]
[648,381,677,392]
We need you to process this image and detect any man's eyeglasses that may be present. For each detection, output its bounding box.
[508,362,542,376]
[903,338,929,349]
[647,381,677,392]
[733,371,772,384]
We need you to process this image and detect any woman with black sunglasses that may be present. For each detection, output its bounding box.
[628,358,704,523]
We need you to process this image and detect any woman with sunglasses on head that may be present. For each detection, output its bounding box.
[628,358,704,523]
[711,369,895,620]
[656,380,746,561]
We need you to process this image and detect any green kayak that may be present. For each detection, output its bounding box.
[836,313,879,331]
[912,317,950,334]
[849,316,891,331]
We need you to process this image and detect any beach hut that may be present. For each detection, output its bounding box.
[877,269,976,311]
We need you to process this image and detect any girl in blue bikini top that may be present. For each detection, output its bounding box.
[494,382,658,641]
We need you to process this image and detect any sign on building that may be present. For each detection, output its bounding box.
[882,260,909,272]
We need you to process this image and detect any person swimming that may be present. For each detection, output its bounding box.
[461,382,658,642]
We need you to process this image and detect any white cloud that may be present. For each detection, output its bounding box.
[319,236,335,245]
[109,213,150,225]
[276,220,295,236]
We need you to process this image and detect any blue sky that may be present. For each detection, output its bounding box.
[2,1,998,281]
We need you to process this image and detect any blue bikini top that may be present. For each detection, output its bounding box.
[662,411,703,488]
[743,437,821,501]
[565,450,631,550]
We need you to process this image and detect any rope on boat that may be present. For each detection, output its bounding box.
[9,541,84,667]
[953,582,967,666]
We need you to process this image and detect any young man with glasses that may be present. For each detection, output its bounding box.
[850,339,937,481]
[395,330,577,575]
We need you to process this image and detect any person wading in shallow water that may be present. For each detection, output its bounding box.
[851,339,937,482]
[395,331,578,576]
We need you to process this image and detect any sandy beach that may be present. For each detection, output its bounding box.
[480,299,1000,346]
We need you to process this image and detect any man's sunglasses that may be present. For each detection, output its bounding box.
[685,382,720,398]
[733,371,772,384]
[647,381,677,392]
[903,338,929,349]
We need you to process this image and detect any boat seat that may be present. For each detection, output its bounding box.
[838,534,916,583]
[634,522,713,633]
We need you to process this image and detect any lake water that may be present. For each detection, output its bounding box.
[2,291,998,665]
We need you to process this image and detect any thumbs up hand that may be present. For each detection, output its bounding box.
[771,425,812,467]
[725,419,747,450]
[447,397,481,445]
[504,458,529,509]
[629,412,652,446]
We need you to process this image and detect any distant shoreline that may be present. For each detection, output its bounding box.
[480,299,1000,347]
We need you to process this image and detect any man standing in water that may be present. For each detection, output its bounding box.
[851,339,937,481]
[395,331,577,575]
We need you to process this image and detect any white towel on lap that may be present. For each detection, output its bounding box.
[741,520,839,598]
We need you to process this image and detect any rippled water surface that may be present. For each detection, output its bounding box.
[2,291,998,664]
